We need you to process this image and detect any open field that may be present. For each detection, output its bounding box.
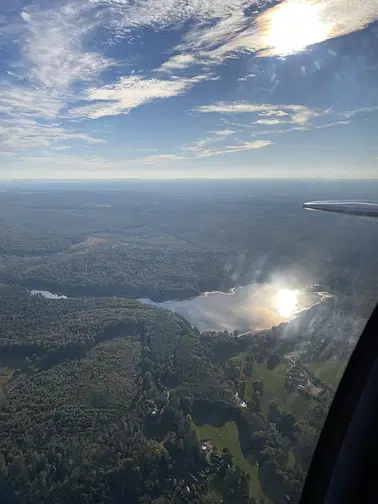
[306,358,347,390]
[246,360,316,417]
[198,421,265,502]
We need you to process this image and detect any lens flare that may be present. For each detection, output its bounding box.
[275,289,298,318]
[256,0,332,56]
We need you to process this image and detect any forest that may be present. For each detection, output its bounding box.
[1,180,377,503]
[0,283,337,504]
[1,181,378,312]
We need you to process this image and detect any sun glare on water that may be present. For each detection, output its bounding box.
[275,289,298,318]
[258,0,332,56]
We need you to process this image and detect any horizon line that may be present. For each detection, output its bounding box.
[2,177,378,182]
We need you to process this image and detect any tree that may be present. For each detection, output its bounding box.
[267,353,281,370]
[0,454,7,478]
[252,379,264,396]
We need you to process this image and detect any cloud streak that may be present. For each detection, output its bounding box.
[0,117,104,151]
[198,102,326,125]
[213,129,236,136]
[0,86,103,152]
[70,75,206,119]
[142,153,185,164]
[0,87,63,119]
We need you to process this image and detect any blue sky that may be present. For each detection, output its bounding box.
[0,0,378,179]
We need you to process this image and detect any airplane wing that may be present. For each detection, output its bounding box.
[302,201,378,218]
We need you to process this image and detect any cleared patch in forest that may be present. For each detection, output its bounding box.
[198,421,265,501]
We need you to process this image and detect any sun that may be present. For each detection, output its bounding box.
[259,0,332,56]
[275,289,298,318]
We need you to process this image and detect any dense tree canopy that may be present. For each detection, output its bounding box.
[0,183,374,503]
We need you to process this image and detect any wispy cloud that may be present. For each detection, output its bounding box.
[158,54,199,72]
[0,87,63,119]
[316,120,351,129]
[198,102,326,125]
[1,0,377,170]
[50,145,72,151]
[0,117,104,150]
[0,2,114,153]
[190,139,273,158]
[97,0,252,38]
[223,140,273,152]
[70,75,206,119]
[254,119,288,126]
[343,106,378,119]
[142,153,185,164]
[153,0,378,80]
[237,73,256,82]
[0,86,103,152]
[141,136,272,163]
[213,129,236,136]
[20,3,113,90]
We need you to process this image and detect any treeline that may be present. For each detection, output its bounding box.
[3,186,378,309]
[0,284,193,368]
[0,241,229,302]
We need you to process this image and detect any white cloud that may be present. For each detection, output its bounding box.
[254,119,288,125]
[151,0,378,78]
[0,86,104,151]
[182,139,210,152]
[213,129,236,136]
[2,0,376,167]
[192,139,273,158]
[158,54,199,72]
[142,153,185,164]
[97,0,252,37]
[0,2,116,153]
[343,106,378,119]
[198,102,325,125]
[71,75,206,119]
[207,0,378,62]
[0,87,63,119]
[237,73,256,82]
[0,116,104,150]
[252,126,308,136]
[316,120,351,129]
[224,140,273,151]
[50,145,72,151]
[259,110,289,117]
[141,136,272,164]
[181,130,237,153]
[20,2,113,90]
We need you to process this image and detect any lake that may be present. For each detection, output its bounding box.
[30,284,331,333]
[139,284,330,332]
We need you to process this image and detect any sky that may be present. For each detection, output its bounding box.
[0,0,378,179]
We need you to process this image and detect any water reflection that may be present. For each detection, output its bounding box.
[140,284,329,332]
[30,289,68,300]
